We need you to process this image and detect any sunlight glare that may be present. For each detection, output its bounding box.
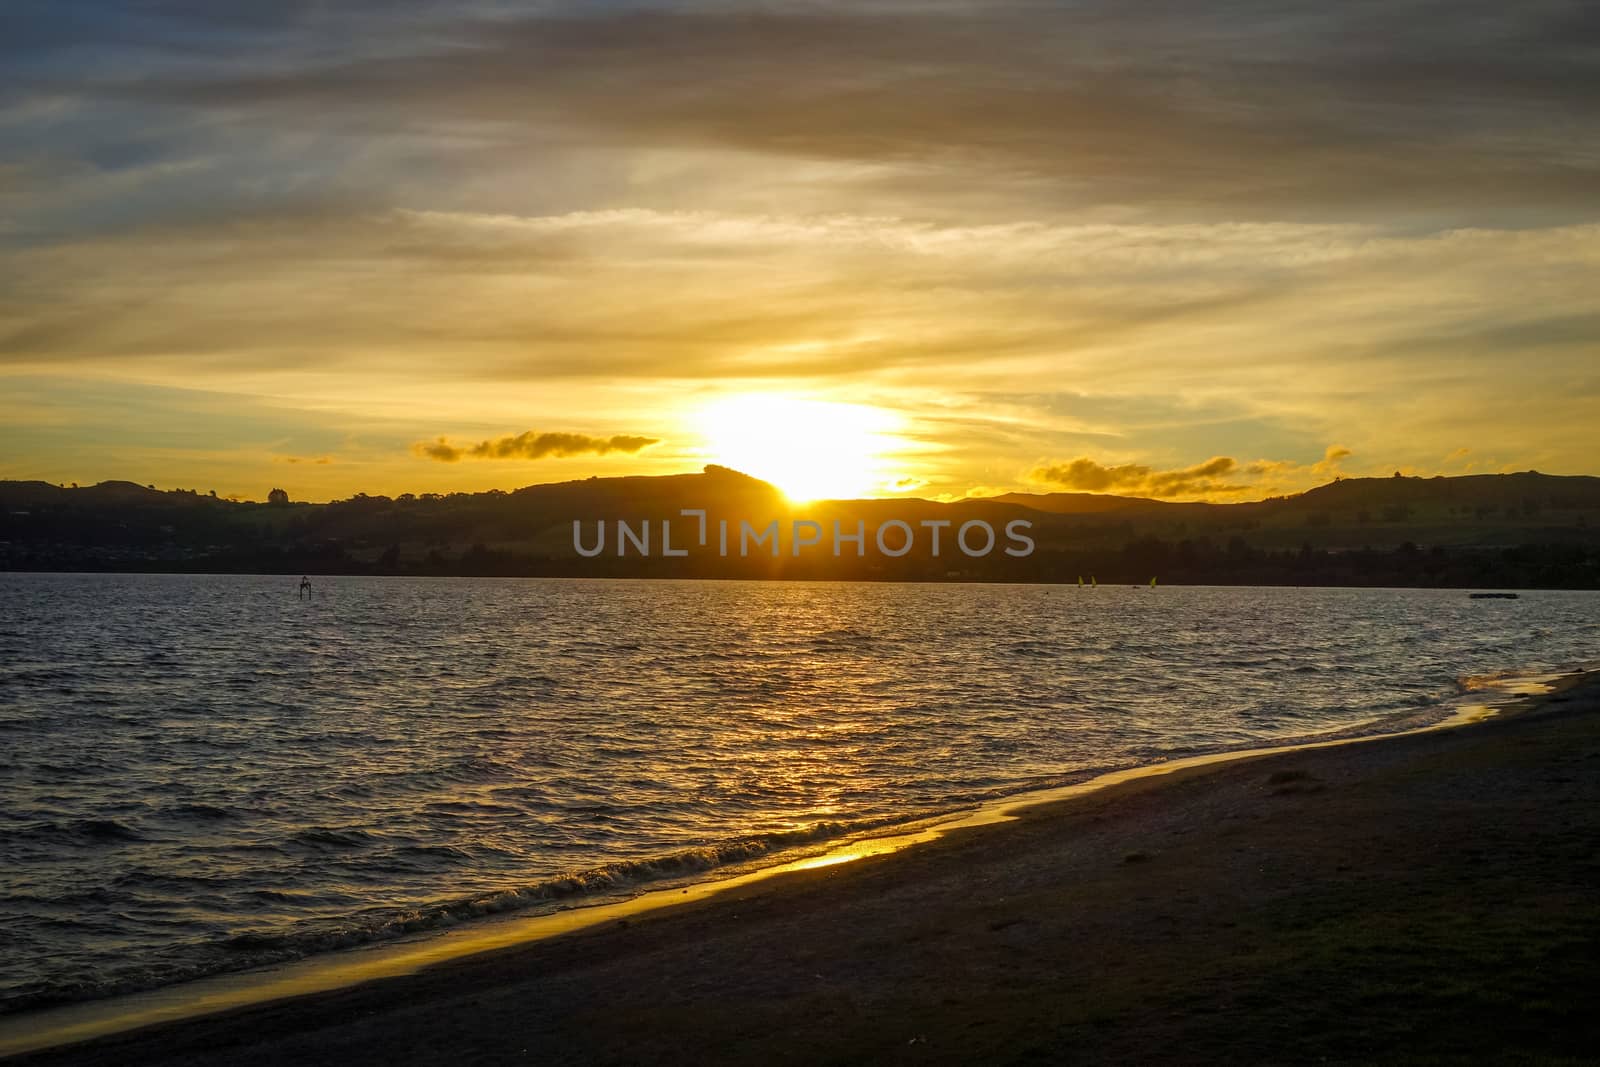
[698,395,905,501]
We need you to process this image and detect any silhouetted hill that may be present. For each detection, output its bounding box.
[1291,472,1600,516]
[996,472,1600,522]
[3,469,1599,587]
[990,490,1184,515]
[512,464,785,514]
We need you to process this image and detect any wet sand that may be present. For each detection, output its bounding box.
[13,673,1600,1065]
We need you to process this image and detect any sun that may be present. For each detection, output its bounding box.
[698,394,906,502]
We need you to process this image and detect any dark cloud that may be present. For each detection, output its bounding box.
[1034,445,1361,497]
[416,430,660,462]
[1033,455,1248,498]
[59,2,1598,221]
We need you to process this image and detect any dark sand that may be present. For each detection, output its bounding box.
[15,674,1600,1066]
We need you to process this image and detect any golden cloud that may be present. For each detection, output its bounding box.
[415,431,660,463]
[1032,455,1247,498]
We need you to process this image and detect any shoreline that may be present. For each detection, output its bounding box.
[0,664,1525,1021]
[5,572,1592,593]
[3,667,1592,1062]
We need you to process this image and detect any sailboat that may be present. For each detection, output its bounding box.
[1149,576,1157,589]
[1091,575,1098,588]
[1077,575,1084,587]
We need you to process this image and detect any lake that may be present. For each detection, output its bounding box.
[1,574,1595,1012]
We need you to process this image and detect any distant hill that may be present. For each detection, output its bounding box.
[1291,472,1600,515]
[989,490,1185,515]
[3,469,1598,587]
[997,472,1600,520]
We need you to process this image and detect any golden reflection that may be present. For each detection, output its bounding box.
[3,670,1569,1061]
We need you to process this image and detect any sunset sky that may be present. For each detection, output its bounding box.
[2,2,1597,502]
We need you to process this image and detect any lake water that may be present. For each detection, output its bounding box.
[1,574,1595,1013]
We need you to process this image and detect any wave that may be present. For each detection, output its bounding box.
[0,816,895,1016]
[12,818,147,845]
[289,827,378,850]
[1458,668,1537,692]
[155,802,238,821]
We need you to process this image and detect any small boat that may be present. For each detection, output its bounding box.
[1468,592,1520,600]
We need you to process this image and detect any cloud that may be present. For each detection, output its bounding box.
[76,3,1600,222]
[1030,447,1369,505]
[1247,445,1352,478]
[415,430,659,463]
[5,3,1600,495]
[1032,455,1247,499]
[6,202,1599,491]
[1030,444,1369,500]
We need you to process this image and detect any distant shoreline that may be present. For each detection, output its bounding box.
[1,569,1590,591]
[7,470,1600,589]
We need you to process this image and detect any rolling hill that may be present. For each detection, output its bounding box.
[3,469,1598,587]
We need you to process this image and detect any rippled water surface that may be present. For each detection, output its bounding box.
[1,574,1595,1010]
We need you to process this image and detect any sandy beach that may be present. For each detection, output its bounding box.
[12,672,1600,1066]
